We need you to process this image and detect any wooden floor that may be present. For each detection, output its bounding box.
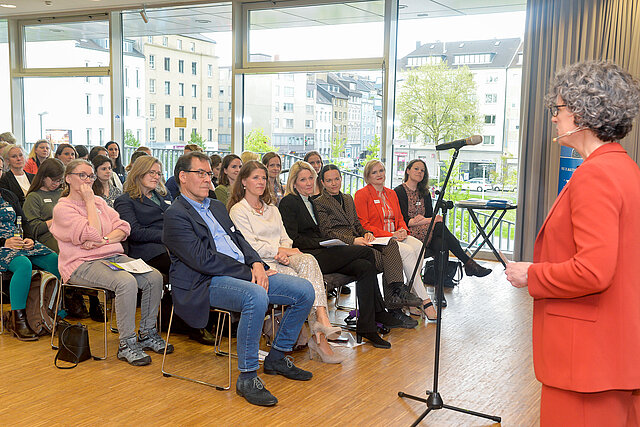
[0,261,540,426]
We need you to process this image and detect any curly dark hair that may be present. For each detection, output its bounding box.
[545,61,640,142]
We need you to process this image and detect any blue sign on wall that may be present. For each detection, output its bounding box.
[558,146,583,194]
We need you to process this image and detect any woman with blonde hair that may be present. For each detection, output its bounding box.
[24,139,53,174]
[0,145,34,206]
[228,161,345,363]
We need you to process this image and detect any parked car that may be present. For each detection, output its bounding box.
[461,178,493,192]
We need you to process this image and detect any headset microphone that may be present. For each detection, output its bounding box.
[552,127,585,142]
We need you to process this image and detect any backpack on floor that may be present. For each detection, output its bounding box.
[422,259,463,289]
[26,270,60,336]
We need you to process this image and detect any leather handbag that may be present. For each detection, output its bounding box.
[422,259,463,289]
[54,322,92,369]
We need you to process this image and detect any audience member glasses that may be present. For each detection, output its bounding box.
[146,170,163,177]
[549,104,567,117]
[185,170,213,178]
[68,172,97,181]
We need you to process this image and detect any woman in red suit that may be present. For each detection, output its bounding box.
[506,61,640,426]
[354,160,436,320]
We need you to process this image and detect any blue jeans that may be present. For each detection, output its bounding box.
[209,273,314,372]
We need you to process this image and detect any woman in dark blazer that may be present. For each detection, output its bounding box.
[279,161,397,349]
[394,159,491,278]
[0,145,35,206]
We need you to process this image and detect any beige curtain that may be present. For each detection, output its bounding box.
[515,0,640,261]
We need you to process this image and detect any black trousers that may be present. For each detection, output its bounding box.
[428,222,470,264]
[311,245,384,334]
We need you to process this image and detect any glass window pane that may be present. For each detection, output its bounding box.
[24,77,111,144]
[24,19,110,68]
[248,1,384,62]
[0,20,10,132]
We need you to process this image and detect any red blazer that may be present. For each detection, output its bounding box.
[354,184,408,237]
[528,143,640,393]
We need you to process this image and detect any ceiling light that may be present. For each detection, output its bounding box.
[0,4,17,7]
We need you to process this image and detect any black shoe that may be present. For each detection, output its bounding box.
[189,328,216,346]
[436,294,447,308]
[385,287,422,309]
[10,309,38,341]
[340,286,351,295]
[388,309,418,329]
[375,310,405,329]
[356,332,391,349]
[65,293,90,319]
[464,259,492,277]
[89,297,107,323]
[263,355,312,381]
[236,376,278,407]
[377,325,390,335]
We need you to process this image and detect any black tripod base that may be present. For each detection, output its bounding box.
[398,391,501,426]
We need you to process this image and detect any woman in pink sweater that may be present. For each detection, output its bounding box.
[50,159,170,366]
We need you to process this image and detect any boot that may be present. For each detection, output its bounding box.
[464,258,492,277]
[11,309,38,341]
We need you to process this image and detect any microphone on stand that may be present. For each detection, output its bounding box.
[281,168,290,174]
[435,135,483,151]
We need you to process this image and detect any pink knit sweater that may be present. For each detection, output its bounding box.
[50,197,131,282]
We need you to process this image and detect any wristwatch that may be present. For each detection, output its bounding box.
[103,236,109,244]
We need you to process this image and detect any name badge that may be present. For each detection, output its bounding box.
[164,200,171,205]
[6,206,14,212]
[373,199,381,204]
[230,226,236,232]
[44,199,52,203]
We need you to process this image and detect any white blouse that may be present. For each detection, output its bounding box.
[229,198,293,262]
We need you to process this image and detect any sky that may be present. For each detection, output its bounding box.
[207,11,526,66]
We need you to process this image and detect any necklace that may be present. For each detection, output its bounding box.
[251,201,265,215]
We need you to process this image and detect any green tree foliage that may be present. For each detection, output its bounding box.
[490,152,518,193]
[396,62,483,145]
[189,130,206,150]
[124,129,140,148]
[243,128,278,153]
[330,134,347,164]
[365,134,380,164]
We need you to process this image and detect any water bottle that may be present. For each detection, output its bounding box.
[14,216,23,239]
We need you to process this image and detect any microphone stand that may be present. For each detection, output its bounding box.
[398,147,501,426]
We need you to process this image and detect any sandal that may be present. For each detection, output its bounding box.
[423,301,437,322]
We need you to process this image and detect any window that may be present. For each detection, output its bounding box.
[135,69,140,88]
[178,60,184,73]
[207,64,213,77]
[207,129,213,141]
[136,99,141,117]
[453,53,492,65]
[86,94,91,114]
[407,56,443,67]
[136,130,141,141]
[306,105,314,114]
[165,128,171,142]
[165,105,171,119]
[275,86,280,96]
[219,117,224,127]
[177,39,182,50]
[164,81,170,95]
[306,89,314,98]
[179,128,185,141]
[149,104,156,119]
[86,128,91,145]
[207,107,213,120]
[284,87,294,97]
[207,86,212,98]
[164,57,170,71]
[162,37,168,47]
[179,83,184,96]
[284,119,294,128]
[192,62,197,75]
[275,102,279,112]
[124,68,129,87]
[98,95,104,115]
[486,74,499,83]
[283,103,294,112]
[149,79,156,93]
[274,118,279,128]
[485,93,497,104]
[192,107,197,120]
[192,128,197,137]
[192,84,197,97]
[179,106,184,117]
[219,101,225,111]
[99,128,104,144]
[484,115,496,124]
[305,120,313,128]
[190,42,195,52]
[149,127,156,141]
[483,135,496,145]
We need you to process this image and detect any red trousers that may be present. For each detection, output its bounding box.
[541,385,640,427]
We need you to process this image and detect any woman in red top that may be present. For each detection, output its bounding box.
[24,139,53,174]
[354,160,436,320]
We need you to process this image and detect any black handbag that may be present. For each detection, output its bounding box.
[422,259,463,289]
[54,322,92,369]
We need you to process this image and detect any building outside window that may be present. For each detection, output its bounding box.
[285,119,294,128]
[179,128,185,141]
[177,39,182,50]
[149,103,155,118]
[207,107,212,120]
[165,128,170,141]
[178,60,184,73]
[149,55,155,69]
[283,103,294,112]
[164,81,170,95]
[305,120,313,128]
[485,114,496,124]
[179,83,184,96]
[284,87,294,97]
[485,93,497,103]
[190,42,195,52]
[86,94,91,114]
[165,104,171,119]
[136,99,140,117]
[98,95,104,115]
[207,64,213,77]
[99,128,104,144]
[483,135,496,145]
[178,105,184,117]
[150,127,156,141]
[162,36,168,46]
[192,107,197,120]
[164,57,170,71]
[192,62,197,75]
[149,79,155,93]
[192,84,197,97]
[135,69,140,88]
[207,129,212,141]
[207,86,212,98]
[86,129,91,145]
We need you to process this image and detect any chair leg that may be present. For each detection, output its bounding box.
[94,289,108,361]
[109,295,118,334]
[214,311,237,359]
[50,282,65,350]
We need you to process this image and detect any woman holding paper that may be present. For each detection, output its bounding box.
[51,159,170,367]
[354,160,436,320]
[279,161,398,349]
[228,161,346,362]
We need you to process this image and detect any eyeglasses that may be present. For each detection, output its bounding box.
[549,104,567,117]
[146,170,162,177]
[68,172,97,181]
[185,170,213,179]
[50,178,63,184]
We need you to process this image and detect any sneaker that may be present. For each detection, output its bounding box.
[138,328,174,354]
[263,355,313,381]
[388,309,418,329]
[375,310,405,329]
[385,287,422,309]
[118,337,152,366]
[236,376,278,407]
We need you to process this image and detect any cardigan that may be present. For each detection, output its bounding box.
[22,188,62,252]
[393,183,434,226]
[0,170,35,206]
